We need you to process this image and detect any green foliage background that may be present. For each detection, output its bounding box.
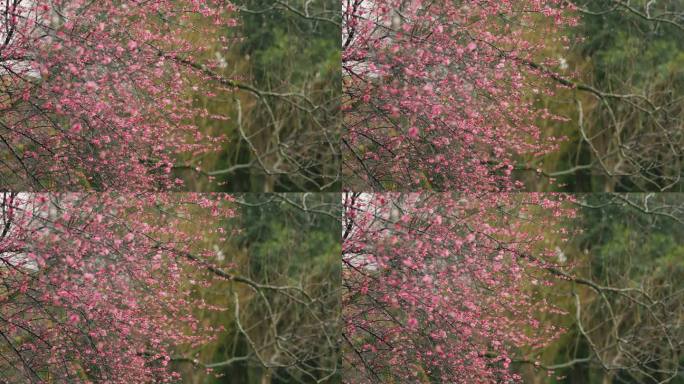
[518,1,684,192]
[178,0,340,192]
[516,194,684,383]
[174,194,341,383]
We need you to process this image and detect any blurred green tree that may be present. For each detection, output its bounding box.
[519,1,684,192]
[174,193,341,383]
[178,0,341,192]
[517,194,684,383]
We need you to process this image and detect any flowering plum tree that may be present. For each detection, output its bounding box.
[0,1,236,190]
[0,192,236,382]
[342,192,575,383]
[342,0,576,190]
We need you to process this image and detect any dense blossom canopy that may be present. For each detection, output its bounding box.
[0,192,235,382]
[343,192,575,382]
[343,0,576,190]
[0,0,236,190]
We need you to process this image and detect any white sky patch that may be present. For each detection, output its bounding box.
[213,244,225,262]
[1,193,37,271]
[0,0,58,79]
[555,246,566,263]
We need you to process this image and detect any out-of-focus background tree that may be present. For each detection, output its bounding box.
[516,194,684,383]
[177,0,340,192]
[173,193,341,384]
[519,1,684,192]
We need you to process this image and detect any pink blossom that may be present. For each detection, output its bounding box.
[69,313,80,324]
[408,126,419,138]
[343,0,573,190]
[0,0,238,190]
[343,193,574,383]
[0,193,236,383]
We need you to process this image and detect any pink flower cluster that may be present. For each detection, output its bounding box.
[0,192,235,382]
[343,0,576,190]
[0,1,237,189]
[343,192,575,383]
